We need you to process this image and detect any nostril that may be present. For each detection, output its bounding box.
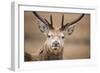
[52,41,60,47]
[54,42,59,47]
[55,43,59,46]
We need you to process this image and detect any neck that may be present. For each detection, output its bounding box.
[39,42,64,60]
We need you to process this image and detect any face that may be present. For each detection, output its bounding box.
[35,12,76,50]
[46,30,64,50]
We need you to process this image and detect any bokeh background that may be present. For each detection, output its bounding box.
[24,11,90,61]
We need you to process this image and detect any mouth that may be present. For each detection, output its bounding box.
[54,48,57,50]
[52,46,60,50]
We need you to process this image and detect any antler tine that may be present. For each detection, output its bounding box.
[50,14,53,29]
[44,14,54,29]
[60,14,85,30]
[50,15,53,26]
[61,14,64,29]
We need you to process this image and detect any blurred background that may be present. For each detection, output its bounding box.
[24,11,90,61]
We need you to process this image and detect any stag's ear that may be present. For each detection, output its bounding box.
[37,19,49,33]
[63,25,76,35]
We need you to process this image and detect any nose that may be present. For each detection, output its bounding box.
[53,41,60,47]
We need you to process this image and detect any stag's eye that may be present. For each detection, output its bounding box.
[47,34,51,38]
[62,36,64,39]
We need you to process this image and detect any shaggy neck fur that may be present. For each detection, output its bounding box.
[39,42,63,60]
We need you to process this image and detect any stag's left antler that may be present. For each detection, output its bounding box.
[60,14,85,30]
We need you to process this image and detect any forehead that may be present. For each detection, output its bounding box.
[48,30,64,36]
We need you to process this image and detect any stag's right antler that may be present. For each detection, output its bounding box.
[32,11,54,29]
[60,14,85,30]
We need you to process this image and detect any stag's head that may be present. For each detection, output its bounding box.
[33,12,84,51]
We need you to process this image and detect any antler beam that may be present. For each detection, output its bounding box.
[32,11,54,29]
[60,14,85,30]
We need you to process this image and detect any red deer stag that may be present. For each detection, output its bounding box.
[32,12,85,60]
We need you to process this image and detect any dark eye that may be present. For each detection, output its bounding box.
[62,36,64,39]
[47,35,51,38]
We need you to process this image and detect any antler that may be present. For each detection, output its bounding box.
[60,14,85,30]
[32,11,54,29]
